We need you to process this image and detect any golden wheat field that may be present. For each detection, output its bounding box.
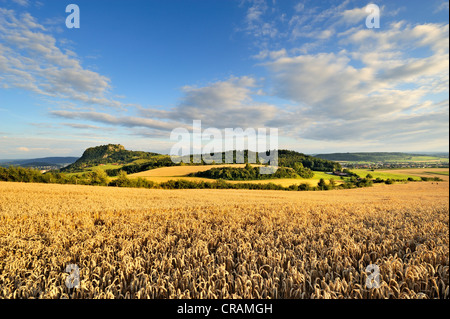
[0,180,448,299]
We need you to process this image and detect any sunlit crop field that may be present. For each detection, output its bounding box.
[0,180,448,299]
[353,168,449,181]
[377,168,449,181]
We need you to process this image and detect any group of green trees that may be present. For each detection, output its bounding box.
[149,178,368,191]
[292,163,315,178]
[158,179,289,191]
[278,150,342,172]
[105,156,176,176]
[108,171,155,188]
[0,166,51,183]
[419,176,443,181]
[188,164,313,180]
[371,176,441,184]
[0,166,111,186]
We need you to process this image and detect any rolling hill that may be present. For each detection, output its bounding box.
[61,144,341,175]
[0,157,78,168]
[60,144,163,173]
[314,152,449,163]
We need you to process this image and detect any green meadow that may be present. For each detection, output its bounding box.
[352,169,421,181]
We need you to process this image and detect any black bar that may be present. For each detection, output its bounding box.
[0,299,448,318]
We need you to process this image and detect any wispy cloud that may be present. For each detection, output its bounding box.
[138,76,279,129]
[237,0,280,47]
[50,110,182,131]
[11,0,29,7]
[0,8,123,108]
[62,123,116,131]
[262,20,449,144]
[435,0,449,13]
[236,0,448,148]
[49,75,282,139]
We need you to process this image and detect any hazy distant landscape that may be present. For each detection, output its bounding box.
[2,150,447,171]
[314,152,449,163]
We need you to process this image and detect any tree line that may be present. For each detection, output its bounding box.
[278,150,342,172]
[2,165,439,192]
[188,163,314,180]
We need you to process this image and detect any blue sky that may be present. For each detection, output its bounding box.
[0,0,448,158]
